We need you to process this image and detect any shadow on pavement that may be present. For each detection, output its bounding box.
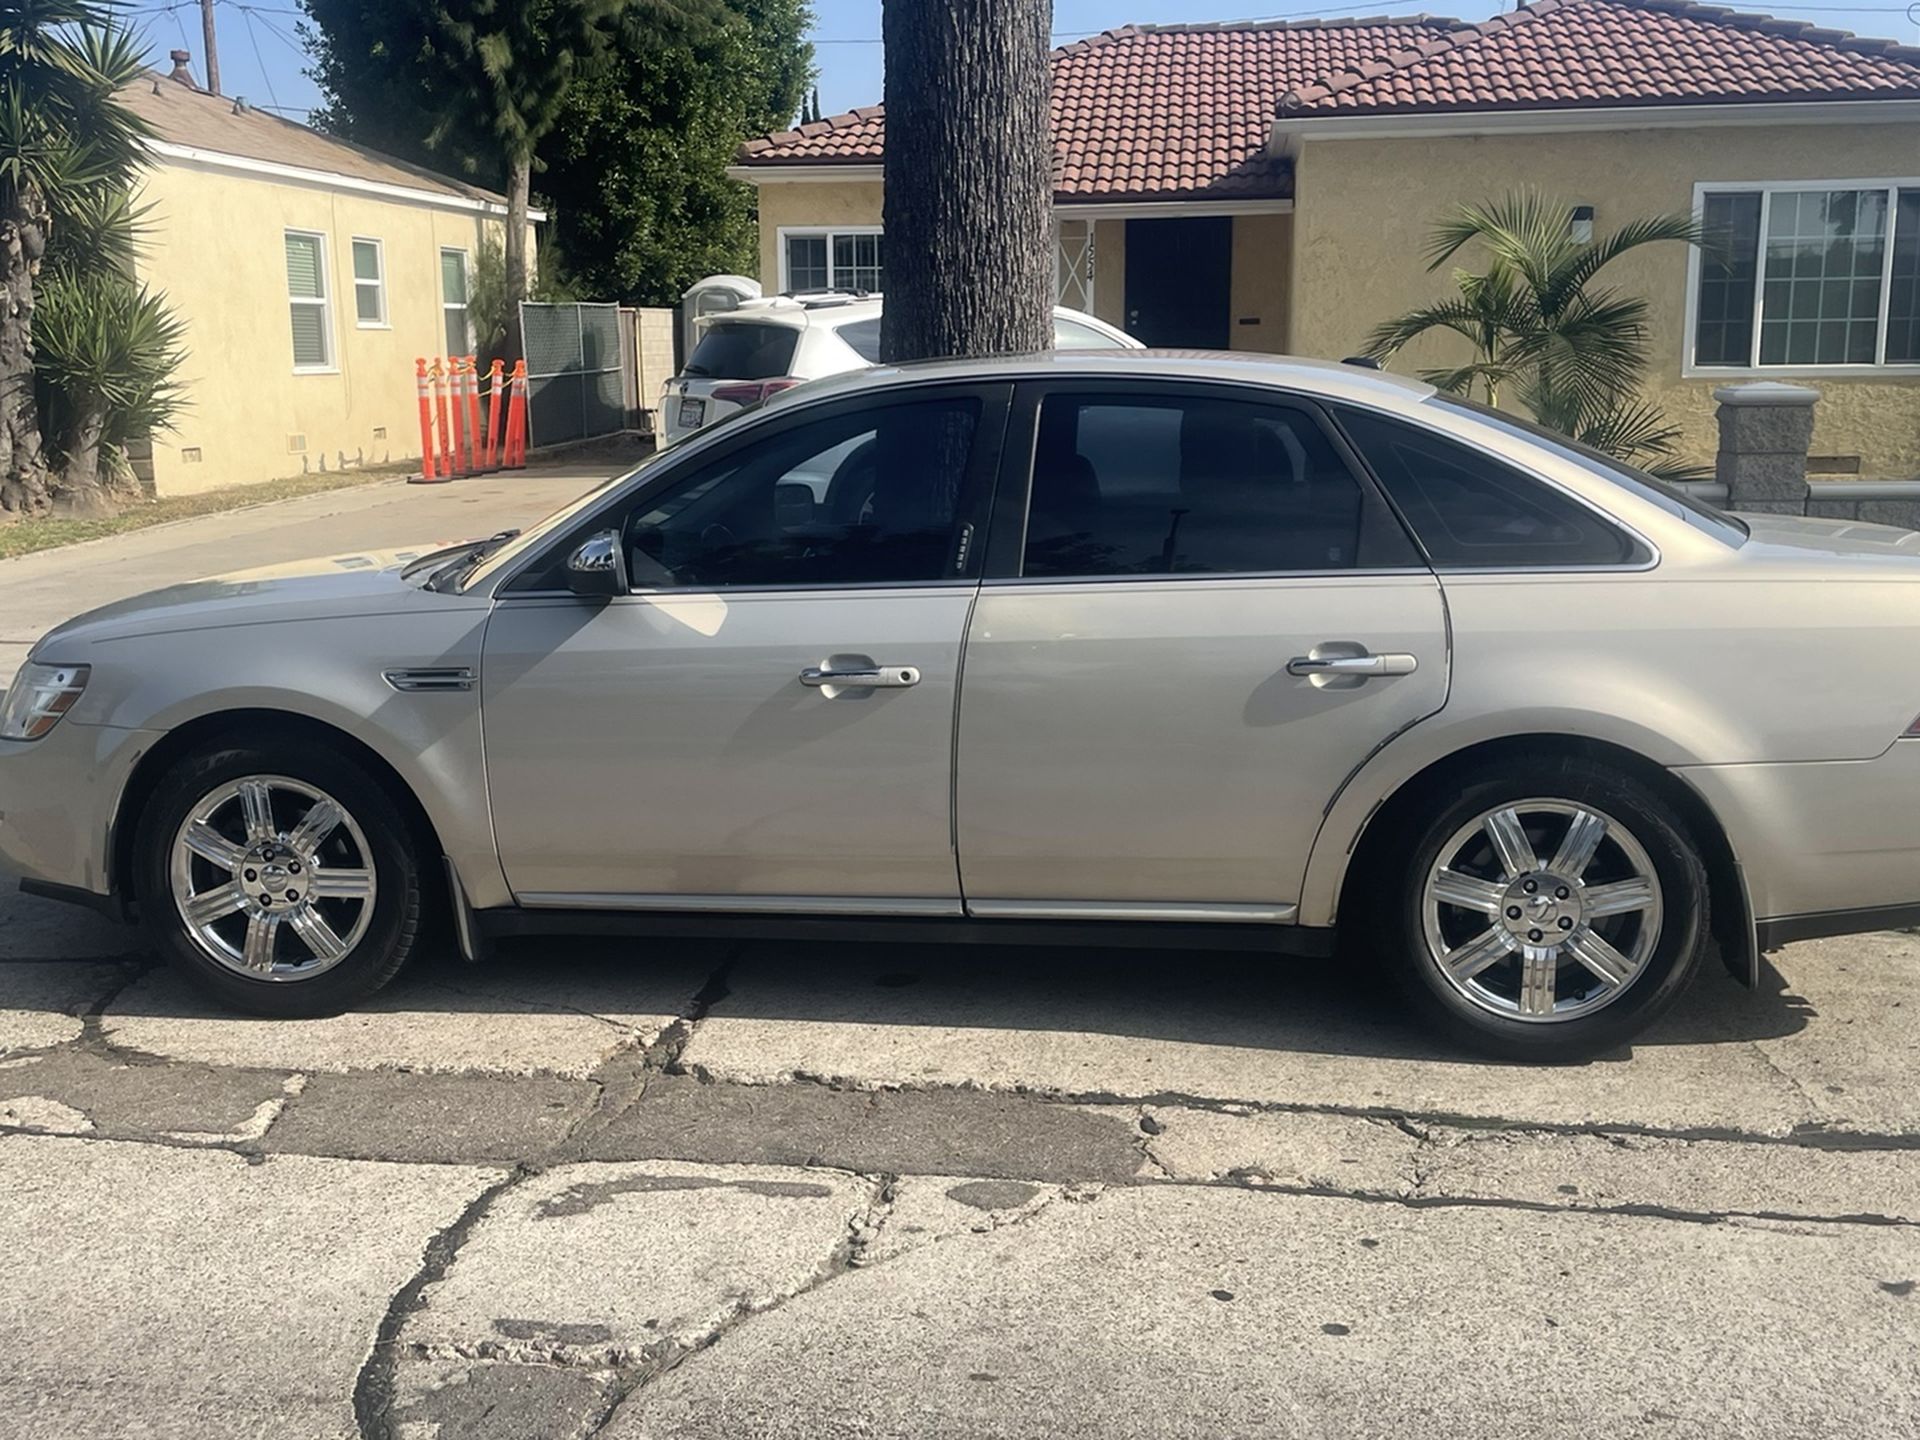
[602,935,1814,1064]
[7,891,1814,1062]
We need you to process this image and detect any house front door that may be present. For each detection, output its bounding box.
[1124,216,1232,348]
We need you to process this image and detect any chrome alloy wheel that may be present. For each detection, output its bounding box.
[168,775,376,980]
[1420,800,1663,1023]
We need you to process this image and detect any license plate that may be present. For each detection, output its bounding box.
[677,397,705,430]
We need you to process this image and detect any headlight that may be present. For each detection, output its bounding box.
[1,663,90,740]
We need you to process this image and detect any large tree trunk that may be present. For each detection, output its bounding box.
[878,0,1054,364]
[52,402,111,518]
[0,182,52,520]
[503,154,531,363]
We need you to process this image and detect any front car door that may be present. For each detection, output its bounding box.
[481,384,1006,909]
[954,380,1447,920]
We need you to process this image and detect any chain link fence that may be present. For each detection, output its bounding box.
[519,301,627,448]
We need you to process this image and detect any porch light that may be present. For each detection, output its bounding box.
[1570,205,1595,245]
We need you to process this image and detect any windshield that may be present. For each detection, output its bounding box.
[1426,394,1748,545]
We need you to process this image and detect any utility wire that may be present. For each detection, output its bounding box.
[244,5,309,60]
[238,8,283,112]
[810,2,1920,43]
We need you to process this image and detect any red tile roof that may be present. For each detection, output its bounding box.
[736,0,1920,202]
[1047,18,1464,199]
[740,16,1466,200]
[1287,0,1920,115]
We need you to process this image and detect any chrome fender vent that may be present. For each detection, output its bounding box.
[382,666,475,693]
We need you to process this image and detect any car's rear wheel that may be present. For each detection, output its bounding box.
[134,739,422,1015]
[1381,757,1708,1061]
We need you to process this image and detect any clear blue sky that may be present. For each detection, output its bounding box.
[126,0,1920,126]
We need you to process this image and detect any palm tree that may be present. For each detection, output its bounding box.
[1365,191,1702,473]
[0,0,154,516]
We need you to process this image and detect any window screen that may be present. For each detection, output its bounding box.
[285,231,329,369]
[1695,192,1760,367]
[1022,395,1367,577]
[1337,408,1637,569]
[351,239,384,325]
[440,249,470,358]
[785,235,829,291]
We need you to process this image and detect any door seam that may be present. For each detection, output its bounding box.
[949,581,985,910]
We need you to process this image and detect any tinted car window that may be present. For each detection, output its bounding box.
[835,317,882,363]
[1023,395,1366,577]
[623,398,981,589]
[683,323,799,380]
[1336,407,1638,569]
[1424,394,1746,546]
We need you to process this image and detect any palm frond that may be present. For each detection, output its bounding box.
[1412,360,1523,398]
[1544,211,1703,312]
[1423,189,1575,301]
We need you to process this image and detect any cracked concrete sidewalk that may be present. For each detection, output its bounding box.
[2,876,1918,1438]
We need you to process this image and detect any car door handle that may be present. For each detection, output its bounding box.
[800,664,921,689]
[1286,652,1418,678]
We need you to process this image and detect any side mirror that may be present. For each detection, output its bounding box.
[566,530,629,598]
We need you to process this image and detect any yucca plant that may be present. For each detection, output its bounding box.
[0,2,157,516]
[1366,191,1705,477]
[34,270,188,501]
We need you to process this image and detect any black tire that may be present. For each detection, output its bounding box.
[1376,754,1708,1063]
[134,738,423,1016]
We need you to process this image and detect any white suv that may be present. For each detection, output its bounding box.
[660,294,1140,445]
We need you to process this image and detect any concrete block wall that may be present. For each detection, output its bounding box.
[1714,383,1920,531]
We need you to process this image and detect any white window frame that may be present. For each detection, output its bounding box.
[439,246,473,357]
[1683,177,1920,378]
[776,225,884,294]
[284,228,335,374]
[350,236,388,328]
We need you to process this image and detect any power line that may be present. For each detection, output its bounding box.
[243,5,309,59]
[238,8,282,111]
[809,1,1920,43]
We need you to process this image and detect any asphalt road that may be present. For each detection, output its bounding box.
[1,463,1917,1438]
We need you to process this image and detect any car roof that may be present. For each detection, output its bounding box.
[705,297,1138,343]
[707,295,882,330]
[765,349,1439,409]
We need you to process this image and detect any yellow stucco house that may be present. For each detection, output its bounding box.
[123,53,540,495]
[730,0,1920,477]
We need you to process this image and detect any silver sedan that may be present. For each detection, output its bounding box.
[4,353,1917,1060]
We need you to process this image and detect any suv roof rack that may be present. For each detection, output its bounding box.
[777,289,878,308]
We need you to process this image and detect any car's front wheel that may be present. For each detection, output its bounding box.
[134,738,422,1015]
[1382,757,1708,1062]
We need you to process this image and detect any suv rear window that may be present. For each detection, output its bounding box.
[835,317,883,363]
[684,323,798,380]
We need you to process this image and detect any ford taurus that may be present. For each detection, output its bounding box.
[5,352,1917,1061]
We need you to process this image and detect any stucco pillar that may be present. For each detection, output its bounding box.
[1714,382,1818,515]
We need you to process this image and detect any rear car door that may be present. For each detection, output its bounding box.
[482,384,1005,907]
[954,381,1448,919]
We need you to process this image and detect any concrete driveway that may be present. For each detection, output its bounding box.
[1,473,1917,1438]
